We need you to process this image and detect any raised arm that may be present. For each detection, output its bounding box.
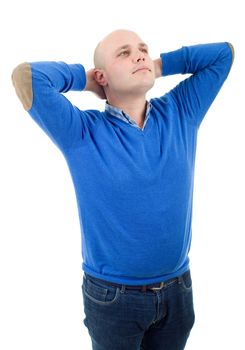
[154,42,234,126]
[12,61,95,151]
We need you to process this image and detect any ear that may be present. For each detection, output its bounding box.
[94,69,108,86]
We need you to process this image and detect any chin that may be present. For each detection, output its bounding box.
[138,79,155,94]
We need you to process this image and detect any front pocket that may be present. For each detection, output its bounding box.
[180,270,193,291]
[82,278,121,305]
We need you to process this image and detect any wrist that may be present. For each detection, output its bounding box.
[84,69,95,92]
[153,58,162,78]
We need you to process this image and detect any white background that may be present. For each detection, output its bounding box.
[0,0,244,349]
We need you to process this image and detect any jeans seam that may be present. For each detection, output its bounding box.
[82,284,121,306]
[179,276,192,292]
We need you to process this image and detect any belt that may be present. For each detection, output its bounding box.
[84,273,182,292]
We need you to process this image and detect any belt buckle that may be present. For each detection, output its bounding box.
[149,281,165,291]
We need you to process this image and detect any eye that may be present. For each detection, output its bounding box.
[141,48,148,54]
[119,50,130,56]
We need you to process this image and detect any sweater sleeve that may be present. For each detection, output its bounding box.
[160,42,234,127]
[12,61,87,151]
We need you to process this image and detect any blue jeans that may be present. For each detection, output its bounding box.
[82,270,195,350]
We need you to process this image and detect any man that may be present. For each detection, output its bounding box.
[12,29,234,350]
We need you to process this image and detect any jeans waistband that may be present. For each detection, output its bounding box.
[84,270,189,292]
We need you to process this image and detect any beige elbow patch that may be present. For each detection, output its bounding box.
[228,43,235,66]
[12,62,33,111]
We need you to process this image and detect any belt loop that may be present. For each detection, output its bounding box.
[120,284,126,293]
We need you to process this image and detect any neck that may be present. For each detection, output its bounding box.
[107,94,147,128]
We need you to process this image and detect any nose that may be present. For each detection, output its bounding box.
[137,56,145,62]
[132,50,145,63]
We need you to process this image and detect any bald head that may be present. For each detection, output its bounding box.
[93,40,104,68]
[93,29,145,69]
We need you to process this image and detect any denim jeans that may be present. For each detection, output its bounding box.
[82,270,195,350]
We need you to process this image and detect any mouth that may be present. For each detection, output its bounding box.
[132,67,151,74]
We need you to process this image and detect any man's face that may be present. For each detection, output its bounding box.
[94,30,156,97]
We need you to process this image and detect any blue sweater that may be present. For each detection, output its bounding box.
[24,43,233,284]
